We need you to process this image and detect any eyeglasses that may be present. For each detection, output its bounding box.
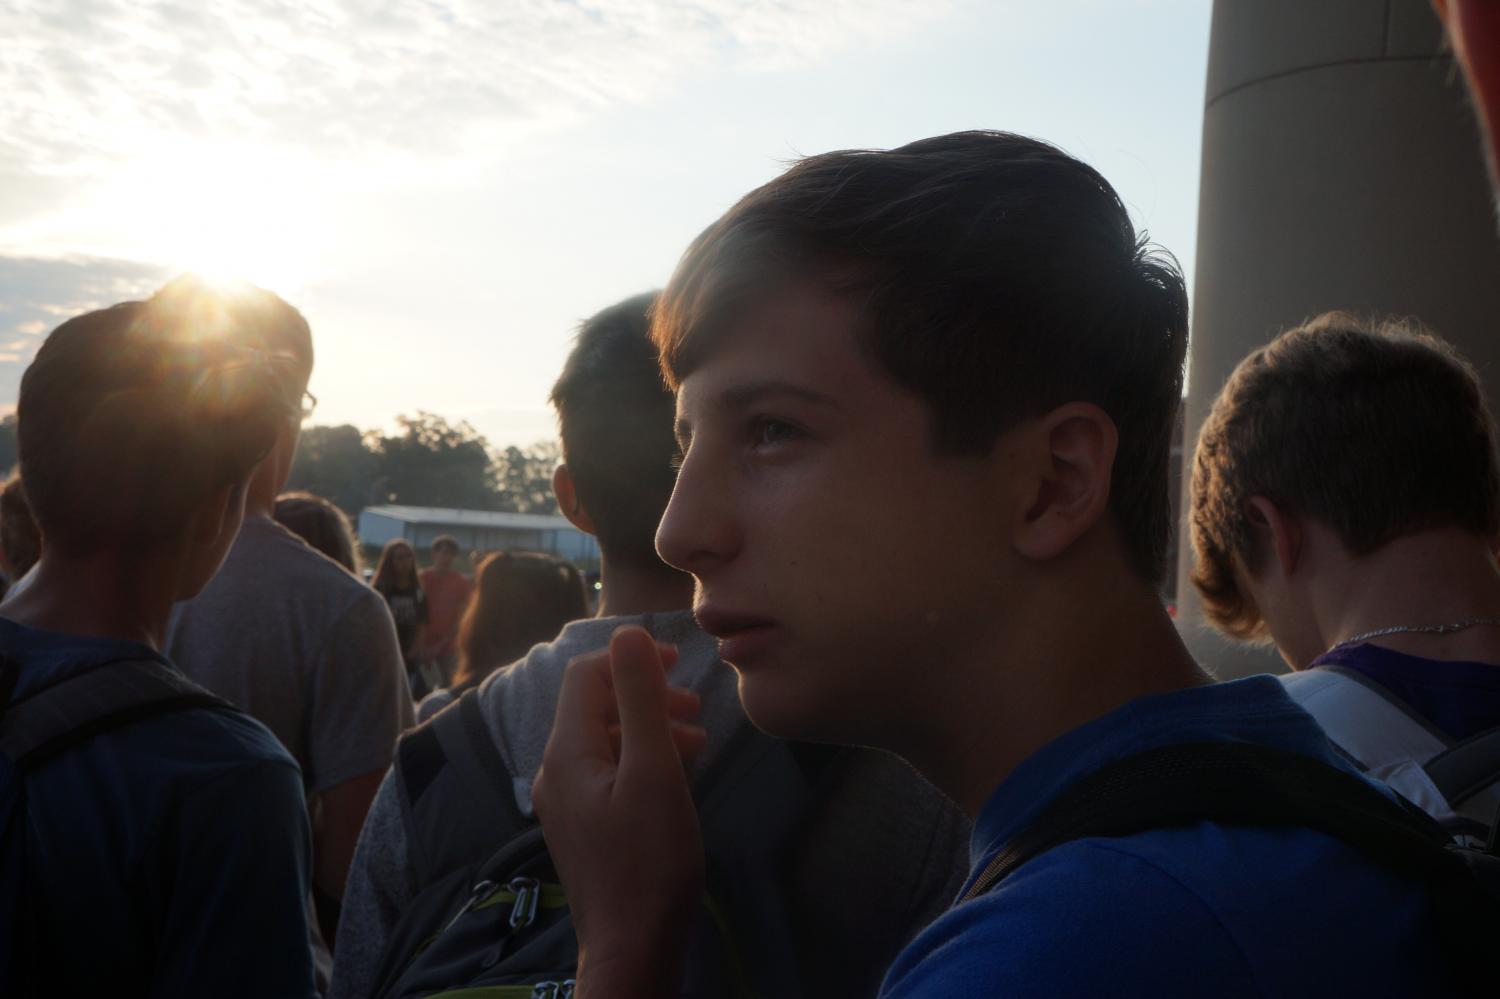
[300,390,317,421]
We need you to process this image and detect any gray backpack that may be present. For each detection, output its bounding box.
[1282,666,1500,843]
[369,688,841,999]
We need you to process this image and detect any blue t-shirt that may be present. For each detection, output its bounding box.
[4,618,318,998]
[1314,642,1500,742]
[880,676,1455,998]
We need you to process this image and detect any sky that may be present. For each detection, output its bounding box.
[0,0,1213,449]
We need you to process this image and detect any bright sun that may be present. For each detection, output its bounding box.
[93,141,333,294]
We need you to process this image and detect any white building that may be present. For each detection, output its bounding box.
[357,505,600,567]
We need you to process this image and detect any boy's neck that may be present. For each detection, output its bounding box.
[902,560,1210,817]
[1315,528,1500,663]
[0,550,182,650]
[594,555,695,620]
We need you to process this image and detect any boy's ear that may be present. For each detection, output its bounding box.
[553,464,597,537]
[1244,495,1302,578]
[1012,403,1118,563]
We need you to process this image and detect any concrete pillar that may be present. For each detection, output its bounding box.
[1176,0,1500,677]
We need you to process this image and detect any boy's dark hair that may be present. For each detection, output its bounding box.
[156,273,315,395]
[19,281,304,555]
[431,535,461,556]
[275,490,361,575]
[550,292,678,569]
[1190,312,1500,638]
[651,131,1188,583]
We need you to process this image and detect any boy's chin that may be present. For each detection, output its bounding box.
[735,674,861,747]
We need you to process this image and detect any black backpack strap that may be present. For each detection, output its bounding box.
[0,656,234,773]
[397,687,528,884]
[445,690,528,829]
[961,741,1475,902]
[1425,724,1500,809]
[957,742,1500,978]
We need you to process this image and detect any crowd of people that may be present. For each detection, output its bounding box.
[2,3,1500,996]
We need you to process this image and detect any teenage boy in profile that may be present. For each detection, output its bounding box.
[530,132,1460,997]
[0,279,317,995]
[331,293,966,999]
[1190,313,1500,839]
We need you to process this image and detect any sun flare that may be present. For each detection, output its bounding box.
[82,141,334,295]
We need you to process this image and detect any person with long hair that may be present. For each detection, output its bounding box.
[372,538,429,696]
[416,551,588,721]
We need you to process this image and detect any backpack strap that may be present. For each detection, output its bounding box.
[959,741,1456,901]
[957,740,1499,966]
[442,690,528,830]
[1281,666,1451,769]
[1425,724,1500,809]
[0,656,234,772]
[397,687,528,884]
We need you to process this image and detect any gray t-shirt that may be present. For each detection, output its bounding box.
[167,516,415,793]
[331,610,970,999]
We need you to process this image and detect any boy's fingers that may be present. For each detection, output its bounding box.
[604,685,699,726]
[602,642,680,692]
[609,626,680,771]
[606,721,708,763]
[670,722,708,762]
[667,687,701,721]
[547,648,618,765]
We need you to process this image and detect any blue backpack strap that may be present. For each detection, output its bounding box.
[0,656,234,772]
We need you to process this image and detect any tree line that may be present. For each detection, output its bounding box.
[286,412,560,518]
[1,410,556,519]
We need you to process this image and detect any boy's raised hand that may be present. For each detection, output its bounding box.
[532,625,707,999]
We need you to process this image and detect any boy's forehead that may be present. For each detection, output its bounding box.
[674,281,873,411]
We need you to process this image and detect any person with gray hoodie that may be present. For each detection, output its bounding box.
[331,292,970,999]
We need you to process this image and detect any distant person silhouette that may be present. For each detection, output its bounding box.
[372,538,430,695]
[416,535,472,686]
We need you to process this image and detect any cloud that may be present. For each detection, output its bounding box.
[0,253,170,404]
[0,0,957,182]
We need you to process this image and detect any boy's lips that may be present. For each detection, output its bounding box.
[694,606,779,665]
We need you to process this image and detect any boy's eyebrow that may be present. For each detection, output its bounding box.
[718,380,843,413]
[676,380,843,448]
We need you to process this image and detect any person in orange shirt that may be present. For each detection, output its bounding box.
[419,535,473,685]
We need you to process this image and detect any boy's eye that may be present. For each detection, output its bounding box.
[753,418,801,447]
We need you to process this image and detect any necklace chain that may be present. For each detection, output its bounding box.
[1325,617,1500,657]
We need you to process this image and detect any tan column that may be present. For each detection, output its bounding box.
[1176,0,1500,677]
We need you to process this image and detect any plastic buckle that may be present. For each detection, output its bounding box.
[509,876,541,930]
